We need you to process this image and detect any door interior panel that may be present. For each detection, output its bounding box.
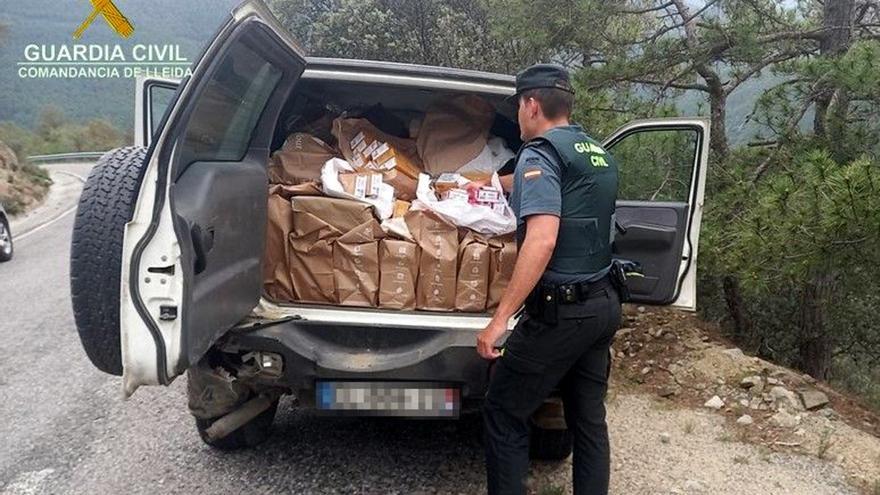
[172,156,268,369]
[613,201,689,304]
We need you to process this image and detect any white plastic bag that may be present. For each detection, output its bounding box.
[321,158,395,219]
[457,137,515,176]
[415,172,516,235]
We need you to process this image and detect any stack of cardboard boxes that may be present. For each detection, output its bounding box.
[263,115,517,313]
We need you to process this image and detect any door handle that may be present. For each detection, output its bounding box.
[190,223,214,274]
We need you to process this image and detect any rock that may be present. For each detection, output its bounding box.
[660,432,671,444]
[818,408,839,420]
[722,347,745,359]
[641,366,652,375]
[738,398,749,408]
[767,377,782,386]
[736,414,754,425]
[769,386,803,411]
[739,375,763,390]
[798,389,829,411]
[658,387,678,398]
[704,395,724,410]
[770,410,801,428]
[616,328,633,339]
[637,306,646,313]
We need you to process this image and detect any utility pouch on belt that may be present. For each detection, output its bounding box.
[610,259,642,303]
[525,285,558,325]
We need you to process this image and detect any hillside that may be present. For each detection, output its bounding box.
[0,0,237,131]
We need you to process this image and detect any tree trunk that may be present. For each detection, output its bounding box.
[813,0,855,144]
[797,273,836,380]
[708,88,729,162]
[722,275,750,342]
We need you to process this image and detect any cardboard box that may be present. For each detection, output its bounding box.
[382,168,417,201]
[405,209,459,311]
[487,234,517,310]
[379,239,420,310]
[338,173,383,199]
[288,197,377,303]
[292,196,376,233]
[334,219,385,307]
[332,117,423,180]
[269,133,339,184]
[262,183,327,302]
[392,200,411,218]
[288,210,340,304]
[455,232,490,312]
[263,189,296,302]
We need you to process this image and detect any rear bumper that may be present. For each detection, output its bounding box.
[221,319,495,403]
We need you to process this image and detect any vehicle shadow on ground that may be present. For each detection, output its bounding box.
[198,396,493,492]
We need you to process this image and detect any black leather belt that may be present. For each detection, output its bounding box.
[551,276,613,304]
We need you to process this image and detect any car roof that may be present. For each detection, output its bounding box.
[304,57,516,92]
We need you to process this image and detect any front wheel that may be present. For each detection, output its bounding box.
[0,217,13,262]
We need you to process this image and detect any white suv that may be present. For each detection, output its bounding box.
[70,0,709,455]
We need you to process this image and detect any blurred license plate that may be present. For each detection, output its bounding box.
[316,381,460,417]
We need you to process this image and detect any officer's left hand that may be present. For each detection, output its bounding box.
[477,318,507,360]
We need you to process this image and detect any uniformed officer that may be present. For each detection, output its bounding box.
[475,64,621,495]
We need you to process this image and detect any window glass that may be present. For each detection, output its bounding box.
[149,83,176,141]
[607,129,698,202]
[181,40,282,162]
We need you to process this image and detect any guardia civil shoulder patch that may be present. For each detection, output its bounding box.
[523,168,542,180]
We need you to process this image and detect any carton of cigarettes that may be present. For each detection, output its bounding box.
[476,186,501,204]
[440,188,470,202]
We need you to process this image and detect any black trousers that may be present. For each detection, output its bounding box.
[483,284,621,495]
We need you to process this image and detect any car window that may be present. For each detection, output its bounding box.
[149,82,177,141]
[606,129,699,202]
[180,40,283,164]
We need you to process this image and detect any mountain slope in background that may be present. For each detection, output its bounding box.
[0,0,237,131]
[0,0,779,146]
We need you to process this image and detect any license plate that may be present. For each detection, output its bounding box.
[316,381,460,417]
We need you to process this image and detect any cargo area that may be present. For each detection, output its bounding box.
[253,73,523,327]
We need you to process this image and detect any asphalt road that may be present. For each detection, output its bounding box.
[0,162,495,495]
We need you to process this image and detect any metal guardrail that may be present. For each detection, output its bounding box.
[27,151,108,163]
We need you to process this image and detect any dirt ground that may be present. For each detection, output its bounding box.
[526,306,880,495]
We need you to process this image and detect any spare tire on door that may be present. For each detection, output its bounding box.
[70,146,148,376]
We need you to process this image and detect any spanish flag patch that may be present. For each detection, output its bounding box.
[523,168,542,180]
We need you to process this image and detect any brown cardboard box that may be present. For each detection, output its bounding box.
[289,197,377,303]
[379,239,420,310]
[269,133,339,184]
[263,189,295,302]
[416,95,495,175]
[487,234,517,310]
[288,211,340,303]
[332,118,423,180]
[338,172,383,199]
[405,209,459,311]
[262,183,325,302]
[382,168,418,201]
[455,232,491,312]
[392,200,411,218]
[292,196,376,233]
[333,219,385,307]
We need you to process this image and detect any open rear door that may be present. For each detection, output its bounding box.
[120,0,306,395]
[602,118,710,310]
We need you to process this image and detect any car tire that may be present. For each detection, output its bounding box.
[195,399,279,451]
[0,216,13,262]
[70,146,148,376]
[529,423,573,461]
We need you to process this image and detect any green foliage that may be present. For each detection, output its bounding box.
[0,106,128,157]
